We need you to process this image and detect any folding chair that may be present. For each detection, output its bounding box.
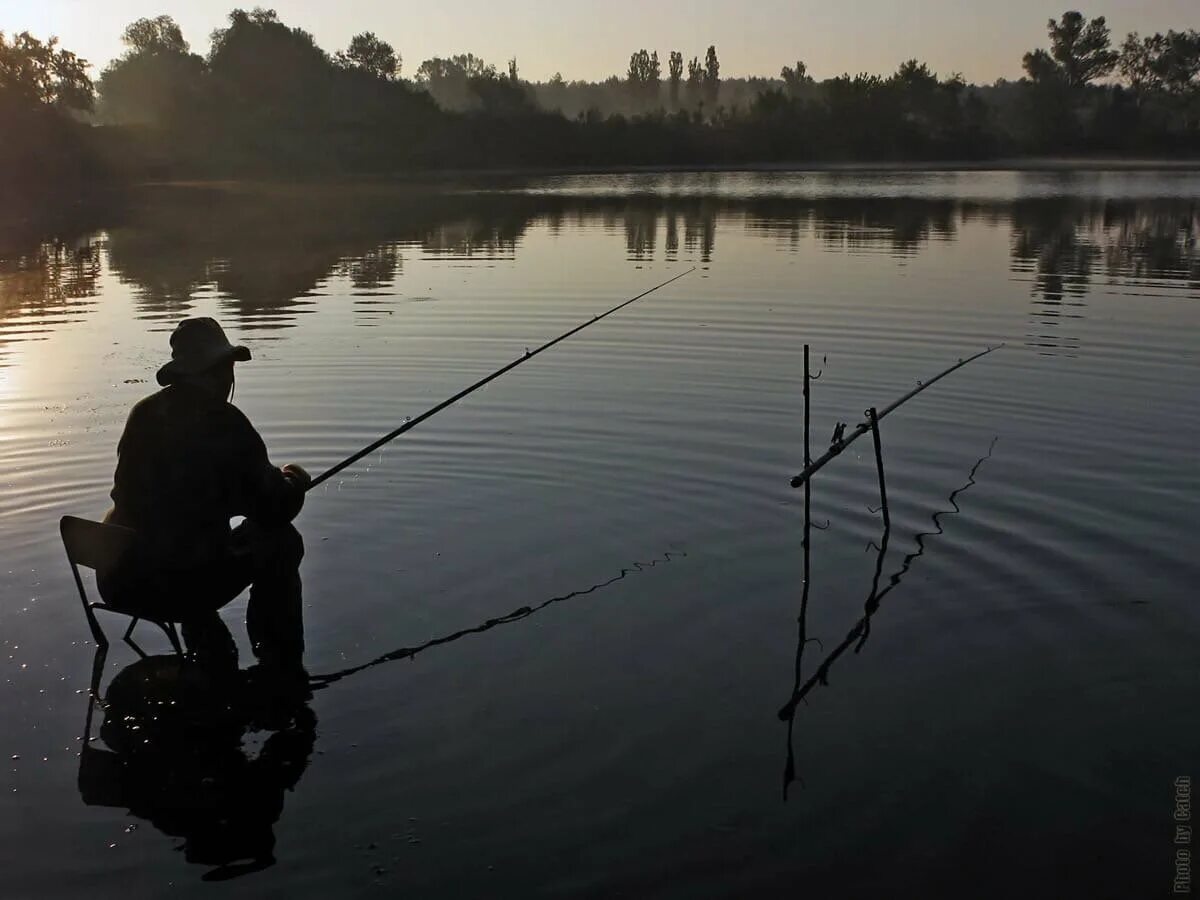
[59,515,184,657]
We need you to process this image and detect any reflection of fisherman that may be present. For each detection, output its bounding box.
[79,655,316,880]
[100,318,311,669]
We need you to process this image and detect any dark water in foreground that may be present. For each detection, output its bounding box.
[1,171,1198,898]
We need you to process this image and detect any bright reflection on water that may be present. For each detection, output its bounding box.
[0,171,1198,897]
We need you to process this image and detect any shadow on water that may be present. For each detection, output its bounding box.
[3,184,1197,359]
[78,649,316,881]
[310,550,686,689]
[780,435,999,800]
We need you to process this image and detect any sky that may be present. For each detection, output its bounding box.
[2,0,1197,84]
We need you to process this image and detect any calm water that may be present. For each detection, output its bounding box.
[1,171,1198,897]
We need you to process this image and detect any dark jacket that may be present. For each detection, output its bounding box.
[106,384,304,568]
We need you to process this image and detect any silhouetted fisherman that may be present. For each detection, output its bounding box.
[100,317,310,671]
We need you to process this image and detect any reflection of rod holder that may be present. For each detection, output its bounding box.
[781,344,998,799]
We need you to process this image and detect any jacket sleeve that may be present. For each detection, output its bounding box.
[229,407,306,525]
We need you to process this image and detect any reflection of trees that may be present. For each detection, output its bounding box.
[342,244,401,291]
[807,198,958,255]
[1101,201,1199,284]
[1008,198,1198,355]
[11,186,1197,347]
[624,208,658,259]
[104,186,540,329]
[0,236,100,361]
[1010,201,1094,356]
[684,207,716,262]
[419,218,519,258]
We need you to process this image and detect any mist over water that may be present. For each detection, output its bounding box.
[1,170,1197,897]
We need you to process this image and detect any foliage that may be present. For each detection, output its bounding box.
[668,51,683,107]
[336,32,399,80]
[0,31,98,193]
[122,15,189,56]
[0,30,93,111]
[98,16,205,125]
[1023,11,1118,87]
[627,49,661,108]
[1120,30,1200,94]
[703,45,720,107]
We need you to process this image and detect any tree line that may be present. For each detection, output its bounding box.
[2,8,1199,193]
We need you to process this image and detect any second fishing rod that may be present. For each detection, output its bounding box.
[308,267,696,491]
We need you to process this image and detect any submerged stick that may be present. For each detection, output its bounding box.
[310,267,696,489]
[789,344,1003,489]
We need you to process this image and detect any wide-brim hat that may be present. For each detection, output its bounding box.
[156,317,251,387]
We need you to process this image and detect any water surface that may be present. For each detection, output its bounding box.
[1,171,1197,897]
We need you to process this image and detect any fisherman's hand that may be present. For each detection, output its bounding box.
[281,463,312,491]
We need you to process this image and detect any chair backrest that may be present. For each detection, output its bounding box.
[60,516,136,577]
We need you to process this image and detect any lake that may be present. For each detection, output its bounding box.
[1,170,1197,897]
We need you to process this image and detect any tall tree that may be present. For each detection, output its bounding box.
[121,15,189,55]
[668,51,683,107]
[780,60,809,96]
[626,49,660,108]
[98,16,204,125]
[208,8,332,114]
[686,55,703,107]
[1024,11,1118,88]
[336,31,399,80]
[703,45,720,107]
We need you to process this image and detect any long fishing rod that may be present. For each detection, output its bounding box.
[789,343,1004,489]
[309,268,696,490]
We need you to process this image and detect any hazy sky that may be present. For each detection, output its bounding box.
[2,0,1196,83]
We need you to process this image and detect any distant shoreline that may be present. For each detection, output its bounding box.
[3,157,1198,234]
[428,157,1200,178]
[137,157,1200,191]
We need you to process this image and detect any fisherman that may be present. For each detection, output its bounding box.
[100,317,311,671]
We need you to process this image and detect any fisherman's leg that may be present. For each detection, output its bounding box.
[180,611,238,671]
[235,521,305,666]
[177,562,248,672]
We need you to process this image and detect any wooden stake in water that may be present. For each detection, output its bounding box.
[868,407,889,531]
[309,268,696,490]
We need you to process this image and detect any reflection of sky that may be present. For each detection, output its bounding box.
[4,0,1196,84]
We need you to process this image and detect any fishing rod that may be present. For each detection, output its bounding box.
[789,343,1004,489]
[309,268,696,490]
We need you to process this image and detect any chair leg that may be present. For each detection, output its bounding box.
[70,562,108,649]
[81,645,108,745]
[84,604,110,650]
[160,621,184,657]
[122,618,148,658]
